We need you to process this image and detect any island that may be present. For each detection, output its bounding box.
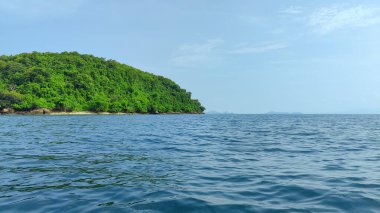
[0,52,205,114]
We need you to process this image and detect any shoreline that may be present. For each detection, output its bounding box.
[0,110,203,115]
[50,111,203,115]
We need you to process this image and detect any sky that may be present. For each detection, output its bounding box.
[1,0,380,114]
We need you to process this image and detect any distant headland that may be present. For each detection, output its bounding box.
[0,52,205,114]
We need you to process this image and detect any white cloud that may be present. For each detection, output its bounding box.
[0,0,86,19]
[269,57,338,65]
[230,42,287,54]
[281,6,304,15]
[176,39,223,55]
[171,39,288,66]
[309,5,380,34]
[171,39,224,66]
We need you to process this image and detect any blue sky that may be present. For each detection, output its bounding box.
[1,0,380,113]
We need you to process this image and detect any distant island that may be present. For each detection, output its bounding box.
[0,52,205,114]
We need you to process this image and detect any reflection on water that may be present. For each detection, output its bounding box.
[0,114,380,212]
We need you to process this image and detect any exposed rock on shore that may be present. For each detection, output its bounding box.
[29,108,51,115]
[0,108,14,114]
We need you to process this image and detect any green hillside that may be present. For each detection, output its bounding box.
[0,52,205,113]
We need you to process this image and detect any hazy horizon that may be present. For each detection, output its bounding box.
[1,0,380,114]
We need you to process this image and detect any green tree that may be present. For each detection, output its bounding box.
[0,52,205,113]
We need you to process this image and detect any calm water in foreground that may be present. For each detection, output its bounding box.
[0,114,379,212]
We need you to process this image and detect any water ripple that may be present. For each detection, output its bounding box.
[0,114,380,212]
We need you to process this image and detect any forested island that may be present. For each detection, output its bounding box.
[0,52,205,114]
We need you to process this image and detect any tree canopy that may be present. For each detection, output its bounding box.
[0,52,205,113]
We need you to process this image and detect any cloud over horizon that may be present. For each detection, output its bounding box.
[309,5,380,34]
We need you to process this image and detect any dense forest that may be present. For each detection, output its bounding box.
[0,52,205,113]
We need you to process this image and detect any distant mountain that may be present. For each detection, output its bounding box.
[0,52,205,114]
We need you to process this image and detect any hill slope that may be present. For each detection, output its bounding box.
[0,52,205,113]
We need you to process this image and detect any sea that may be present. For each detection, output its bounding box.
[0,114,379,212]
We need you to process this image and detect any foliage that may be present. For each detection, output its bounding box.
[0,90,22,109]
[0,52,205,113]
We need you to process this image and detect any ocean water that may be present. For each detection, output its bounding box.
[0,114,379,213]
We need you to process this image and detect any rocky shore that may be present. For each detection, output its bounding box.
[1,108,51,115]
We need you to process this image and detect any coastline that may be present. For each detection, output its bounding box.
[49,111,203,115]
[50,111,131,115]
[0,109,203,115]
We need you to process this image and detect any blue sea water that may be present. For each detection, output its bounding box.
[0,114,379,212]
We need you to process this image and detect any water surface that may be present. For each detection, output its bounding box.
[0,115,379,212]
